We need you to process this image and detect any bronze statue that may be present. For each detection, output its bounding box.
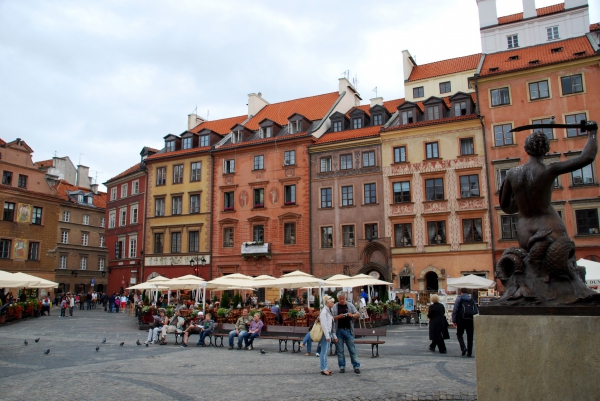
[492,120,600,308]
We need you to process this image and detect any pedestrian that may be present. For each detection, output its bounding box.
[114,295,121,313]
[331,292,361,374]
[86,291,92,310]
[109,293,116,313]
[427,294,449,354]
[69,293,75,316]
[452,288,478,357]
[318,295,335,376]
[102,292,109,311]
[78,293,84,310]
[60,297,67,317]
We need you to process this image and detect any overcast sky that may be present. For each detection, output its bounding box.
[1,0,597,190]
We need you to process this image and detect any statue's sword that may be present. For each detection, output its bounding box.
[510,119,598,133]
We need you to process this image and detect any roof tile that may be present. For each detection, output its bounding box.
[498,3,564,25]
[190,115,247,135]
[146,146,211,161]
[408,54,481,82]
[591,23,600,32]
[314,125,380,145]
[347,98,405,117]
[218,132,311,150]
[36,159,53,168]
[53,180,107,209]
[382,114,479,132]
[105,163,142,183]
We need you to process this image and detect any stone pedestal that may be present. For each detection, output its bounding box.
[475,315,600,401]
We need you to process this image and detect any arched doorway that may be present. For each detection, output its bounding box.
[425,271,439,292]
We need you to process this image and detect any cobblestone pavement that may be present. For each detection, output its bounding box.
[0,308,477,401]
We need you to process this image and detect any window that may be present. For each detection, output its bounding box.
[566,113,587,137]
[363,151,375,167]
[571,164,594,185]
[426,142,439,159]
[284,150,295,165]
[224,192,234,210]
[0,239,10,258]
[156,167,166,185]
[352,118,362,130]
[341,186,353,206]
[28,242,39,260]
[32,207,42,225]
[223,228,234,247]
[425,178,444,201]
[501,215,518,239]
[394,146,406,163]
[253,188,264,208]
[77,195,84,202]
[561,74,583,95]
[576,209,599,235]
[253,225,264,242]
[341,225,355,247]
[260,126,272,138]
[166,141,175,152]
[191,162,201,181]
[2,171,12,185]
[82,233,88,246]
[547,26,559,40]
[333,121,343,132]
[173,164,183,184]
[320,157,332,172]
[130,205,138,224]
[99,258,105,271]
[496,169,509,191]
[460,175,480,198]
[119,208,127,226]
[393,181,411,203]
[100,236,105,247]
[320,188,332,208]
[439,81,451,94]
[110,187,117,200]
[80,256,87,270]
[155,198,165,217]
[284,223,296,245]
[101,217,105,228]
[529,81,549,100]
[413,87,424,98]
[115,241,123,259]
[190,194,200,213]
[463,219,483,243]
[62,211,70,222]
[108,211,116,228]
[83,214,89,225]
[200,135,209,147]
[284,185,296,205]
[340,154,352,170]
[454,101,467,116]
[364,183,377,204]
[232,130,243,144]
[86,196,93,205]
[17,175,27,188]
[401,111,413,125]
[372,114,382,125]
[171,232,181,253]
[428,221,446,244]
[507,34,518,48]
[289,120,303,134]
[61,231,69,244]
[394,224,412,247]
[188,231,199,253]
[224,159,235,174]
[3,202,15,221]
[532,118,554,140]
[253,155,264,170]
[494,124,513,146]
[132,180,139,195]
[60,255,67,269]
[182,137,193,150]
[121,183,128,198]
[321,227,333,248]
[154,233,164,253]
[172,196,182,215]
[460,138,474,155]
[427,106,439,120]
[491,88,510,106]
[365,223,378,240]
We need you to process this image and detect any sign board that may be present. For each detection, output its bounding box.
[241,242,269,254]
[404,298,414,311]
[91,278,95,286]
[130,277,137,284]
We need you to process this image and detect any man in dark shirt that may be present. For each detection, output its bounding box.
[101,292,109,311]
[109,293,116,313]
[86,292,92,310]
[331,293,361,374]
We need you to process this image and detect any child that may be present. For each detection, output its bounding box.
[114,296,121,313]
[60,297,67,317]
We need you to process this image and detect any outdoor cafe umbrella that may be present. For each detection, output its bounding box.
[11,272,58,288]
[328,274,394,303]
[447,274,495,290]
[168,275,207,308]
[206,273,256,290]
[0,270,39,288]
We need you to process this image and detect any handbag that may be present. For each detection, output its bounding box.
[310,320,323,342]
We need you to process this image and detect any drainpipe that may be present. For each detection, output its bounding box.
[208,149,214,281]
[308,146,313,276]
[141,167,149,285]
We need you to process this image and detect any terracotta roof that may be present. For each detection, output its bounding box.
[591,23,600,32]
[314,125,380,145]
[347,98,405,117]
[408,54,481,82]
[145,147,160,153]
[480,36,596,77]
[53,180,107,209]
[382,114,479,133]
[218,132,311,150]
[244,92,341,131]
[105,163,142,183]
[146,146,211,161]
[190,115,247,135]
[0,139,5,146]
[497,3,564,25]
[36,159,53,168]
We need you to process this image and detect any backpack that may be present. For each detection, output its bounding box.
[460,298,477,320]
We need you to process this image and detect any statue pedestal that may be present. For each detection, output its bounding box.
[475,315,600,401]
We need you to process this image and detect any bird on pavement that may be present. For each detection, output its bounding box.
[44,349,50,355]
[35,338,40,343]
[102,338,106,344]
[260,349,266,354]
[145,343,149,347]
[24,340,28,346]
[136,339,141,346]
[119,342,125,346]
[95,346,100,352]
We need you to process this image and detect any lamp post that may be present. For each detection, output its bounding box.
[189,256,207,277]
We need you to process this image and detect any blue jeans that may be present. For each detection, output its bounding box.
[197,330,212,345]
[336,328,360,369]
[244,333,259,347]
[302,332,322,354]
[229,330,247,348]
[319,333,331,372]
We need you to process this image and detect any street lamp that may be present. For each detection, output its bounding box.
[189,256,207,277]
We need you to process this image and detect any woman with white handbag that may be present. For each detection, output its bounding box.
[318,296,336,376]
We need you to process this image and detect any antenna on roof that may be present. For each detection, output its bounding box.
[352,75,359,90]
[79,153,83,165]
[341,70,350,80]
[54,151,58,157]
[373,87,378,98]
[207,110,210,120]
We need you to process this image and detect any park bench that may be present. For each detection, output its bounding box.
[211,323,236,347]
[328,327,386,358]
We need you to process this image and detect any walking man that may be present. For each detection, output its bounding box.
[452,288,478,357]
[332,292,361,374]
[101,292,108,311]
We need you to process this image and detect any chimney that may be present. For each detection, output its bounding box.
[523,0,536,19]
[187,113,206,130]
[338,78,361,106]
[402,50,416,81]
[370,97,384,108]
[90,183,99,194]
[564,0,587,9]
[76,165,90,188]
[476,0,498,28]
[248,93,269,118]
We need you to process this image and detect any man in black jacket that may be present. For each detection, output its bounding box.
[451,288,478,357]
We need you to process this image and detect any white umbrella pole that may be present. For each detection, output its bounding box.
[202,284,206,312]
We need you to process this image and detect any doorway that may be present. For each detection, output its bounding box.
[425,271,439,292]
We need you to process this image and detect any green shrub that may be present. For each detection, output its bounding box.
[220,292,231,309]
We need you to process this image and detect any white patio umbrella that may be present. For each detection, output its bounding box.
[331,274,394,303]
[168,275,207,309]
[147,276,174,303]
[447,274,495,290]
[0,270,40,288]
[206,273,256,290]
[12,272,58,288]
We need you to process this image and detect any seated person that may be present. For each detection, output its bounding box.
[145,308,167,344]
[181,311,204,347]
[196,313,215,347]
[244,313,264,350]
[299,319,322,356]
[399,307,411,323]
[228,308,252,350]
[41,296,51,316]
[270,302,280,324]
[160,309,186,345]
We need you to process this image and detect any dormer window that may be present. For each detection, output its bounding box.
[289,120,303,134]
[78,195,84,202]
[372,114,382,126]
[454,102,467,116]
[352,117,362,129]
[87,196,93,204]
[260,126,272,139]
[427,106,439,120]
[333,121,343,132]
[232,130,243,144]
[166,141,175,152]
[182,137,193,150]
[402,110,413,125]
[200,135,209,147]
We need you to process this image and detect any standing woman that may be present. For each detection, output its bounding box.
[319,296,336,376]
[427,294,449,354]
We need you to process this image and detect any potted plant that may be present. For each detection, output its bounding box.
[216,308,230,318]
[220,292,231,309]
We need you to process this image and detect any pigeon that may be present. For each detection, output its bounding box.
[550,116,556,124]
[260,349,266,354]
[95,346,100,352]
[119,342,125,346]
[35,338,40,343]
[145,343,149,347]
[24,340,28,346]
[44,349,50,355]
[136,339,141,346]
[102,338,106,344]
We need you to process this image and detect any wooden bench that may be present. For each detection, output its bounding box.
[328,327,387,358]
[260,326,297,352]
[290,327,309,353]
[212,323,236,347]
